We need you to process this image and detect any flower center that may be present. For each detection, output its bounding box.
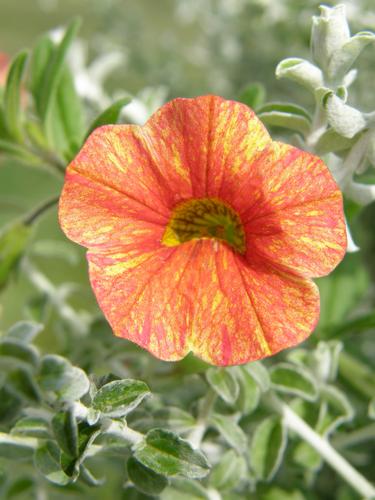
[162,198,246,254]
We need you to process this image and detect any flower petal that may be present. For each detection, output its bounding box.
[186,241,320,366]
[238,142,346,277]
[59,125,171,249]
[142,95,271,199]
[87,244,196,361]
[88,238,319,366]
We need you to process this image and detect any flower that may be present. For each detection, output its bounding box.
[59,95,346,366]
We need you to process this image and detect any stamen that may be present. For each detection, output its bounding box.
[162,198,246,254]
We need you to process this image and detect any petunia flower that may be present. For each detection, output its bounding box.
[59,95,346,366]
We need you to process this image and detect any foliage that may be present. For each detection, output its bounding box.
[0,3,375,499]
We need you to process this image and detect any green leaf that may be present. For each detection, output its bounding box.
[34,440,70,485]
[206,368,239,405]
[40,19,81,122]
[275,58,323,92]
[60,421,101,479]
[0,432,36,460]
[92,379,150,417]
[161,478,210,500]
[238,82,266,110]
[86,97,131,139]
[0,222,31,290]
[0,385,23,424]
[319,385,354,435]
[52,65,85,160]
[154,407,196,434]
[7,367,41,402]
[329,31,375,82]
[209,449,247,491]
[258,102,311,135]
[270,363,318,401]
[3,51,28,142]
[79,464,105,487]
[293,441,322,471]
[250,416,287,481]
[39,354,90,402]
[234,366,261,414]
[315,128,358,155]
[244,361,270,392]
[52,408,79,457]
[0,338,39,369]
[134,429,210,479]
[11,417,50,439]
[209,413,247,453]
[28,34,54,113]
[6,321,43,343]
[127,456,168,495]
[325,94,367,138]
[6,321,44,343]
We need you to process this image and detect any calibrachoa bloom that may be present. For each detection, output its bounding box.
[59,95,346,366]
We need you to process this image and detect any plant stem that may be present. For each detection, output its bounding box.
[271,396,375,499]
[24,195,60,226]
[305,101,327,150]
[188,388,217,449]
[103,420,144,445]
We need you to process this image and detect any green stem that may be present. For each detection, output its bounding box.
[270,395,375,499]
[103,420,144,446]
[23,195,60,226]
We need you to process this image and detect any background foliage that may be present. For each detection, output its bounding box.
[0,1,374,499]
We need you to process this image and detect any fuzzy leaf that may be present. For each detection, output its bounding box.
[0,338,39,369]
[270,363,318,401]
[154,407,196,434]
[209,449,247,491]
[34,440,70,485]
[250,416,287,481]
[52,408,79,457]
[329,31,375,81]
[325,94,367,138]
[39,354,89,402]
[0,433,36,460]
[276,58,323,92]
[6,321,43,343]
[11,417,50,439]
[258,102,311,134]
[127,456,168,495]
[92,379,150,417]
[234,366,261,415]
[206,368,239,405]
[134,429,210,479]
[209,413,247,453]
[315,128,358,155]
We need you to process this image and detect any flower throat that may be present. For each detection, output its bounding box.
[162,198,246,254]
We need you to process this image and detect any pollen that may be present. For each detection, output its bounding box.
[162,197,246,254]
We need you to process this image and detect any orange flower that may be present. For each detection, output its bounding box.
[59,95,346,366]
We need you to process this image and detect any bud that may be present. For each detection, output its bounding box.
[311,5,350,76]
